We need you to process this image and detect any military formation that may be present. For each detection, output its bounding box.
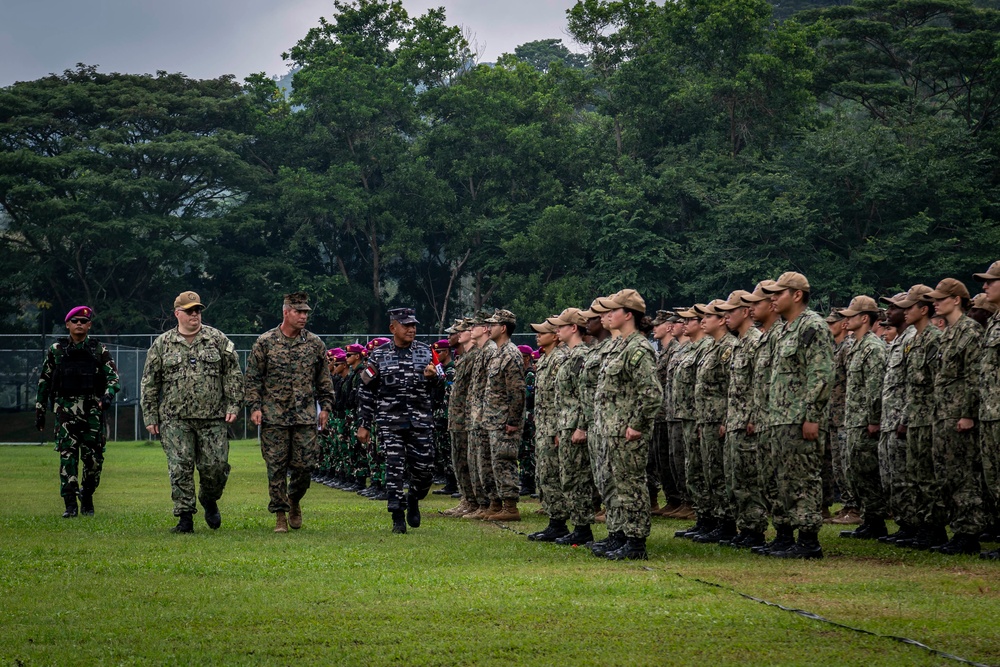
[34,263,1000,562]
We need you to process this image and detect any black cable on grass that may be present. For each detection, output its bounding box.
[489,523,994,667]
[676,573,995,667]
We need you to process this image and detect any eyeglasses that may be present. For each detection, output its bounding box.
[182,307,204,315]
[69,318,91,325]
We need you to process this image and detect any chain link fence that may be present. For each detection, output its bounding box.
[0,331,542,443]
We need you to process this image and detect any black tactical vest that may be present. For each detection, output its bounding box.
[54,339,102,398]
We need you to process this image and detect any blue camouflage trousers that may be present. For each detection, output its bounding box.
[379,426,435,512]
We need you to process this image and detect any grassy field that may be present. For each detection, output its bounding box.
[1,440,997,667]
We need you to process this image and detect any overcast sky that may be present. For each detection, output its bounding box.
[0,0,581,86]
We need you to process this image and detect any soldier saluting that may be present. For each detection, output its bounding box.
[356,307,441,534]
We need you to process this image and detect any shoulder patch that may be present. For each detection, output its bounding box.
[721,348,732,363]
[801,328,817,347]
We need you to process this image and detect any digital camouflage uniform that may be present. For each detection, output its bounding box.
[556,343,596,526]
[535,343,570,519]
[725,326,767,534]
[674,336,712,517]
[467,340,497,506]
[695,333,737,522]
[327,373,348,478]
[901,324,942,528]
[357,341,440,512]
[140,325,243,517]
[448,346,477,502]
[652,339,679,505]
[519,365,537,493]
[593,332,663,539]
[980,311,1000,527]
[244,327,335,514]
[579,337,616,514]
[880,326,915,521]
[933,315,985,535]
[842,331,887,521]
[768,309,835,533]
[36,337,121,499]
[665,340,689,505]
[829,336,854,508]
[750,326,784,526]
[483,339,526,501]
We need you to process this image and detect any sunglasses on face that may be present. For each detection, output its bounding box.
[183,307,204,315]
[69,318,91,325]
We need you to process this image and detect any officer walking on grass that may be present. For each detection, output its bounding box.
[356,307,442,534]
[141,291,243,533]
[36,305,121,518]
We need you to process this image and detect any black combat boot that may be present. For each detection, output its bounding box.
[372,483,389,501]
[79,492,95,516]
[693,519,737,544]
[391,509,407,534]
[727,529,766,549]
[555,524,594,546]
[878,522,916,544]
[674,519,704,539]
[770,530,823,559]
[406,492,421,528]
[981,549,1000,560]
[590,531,626,557]
[605,536,648,561]
[202,499,222,530]
[903,525,948,550]
[527,518,569,542]
[840,516,887,540]
[170,512,194,533]
[752,525,794,555]
[62,495,78,518]
[931,532,981,556]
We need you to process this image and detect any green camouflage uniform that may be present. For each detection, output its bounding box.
[768,310,835,533]
[933,315,985,535]
[980,311,1000,525]
[695,333,737,522]
[652,339,680,505]
[879,326,915,521]
[535,343,570,520]
[843,331,887,521]
[483,340,526,501]
[750,326,785,526]
[594,332,663,539]
[579,337,616,512]
[900,324,943,527]
[449,347,476,501]
[665,340,689,504]
[725,327,768,533]
[674,337,712,517]
[829,337,854,508]
[36,337,121,499]
[344,364,369,480]
[244,327,335,514]
[141,326,243,516]
[556,343,595,526]
[467,341,497,506]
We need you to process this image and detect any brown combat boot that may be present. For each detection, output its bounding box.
[594,509,607,523]
[462,504,489,520]
[481,499,503,520]
[657,500,682,517]
[442,499,474,517]
[274,511,288,533]
[489,499,521,522]
[289,500,303,529]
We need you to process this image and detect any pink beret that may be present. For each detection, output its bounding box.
[346,344,366,355]
[517,345,533,356]
[65,306,94,323]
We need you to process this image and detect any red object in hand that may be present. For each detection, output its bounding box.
[431,348,446,379]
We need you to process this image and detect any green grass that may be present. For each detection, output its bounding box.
[1,440,998,666]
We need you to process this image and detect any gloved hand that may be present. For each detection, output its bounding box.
[100,394,113,411]
[35,407,45,432]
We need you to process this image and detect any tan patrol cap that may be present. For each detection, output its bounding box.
[700,299,728,316]
[529,320,558,334]
[926,278,970,300]
[174,291,204,310]
[691,303,710,316]
[971,293,998,314]
[973,260,1000,282]
[604,289,646,314]
[763,272,810,293]
[549,307,587,327]
[742,280,778,303]
[894,284,934,308]
[879,292,908,307]
[715,290,751,312]
[839,295,880,317]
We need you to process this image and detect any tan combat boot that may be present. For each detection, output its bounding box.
[442,499,473,517]
[274,511,288,533]
[462,504,489,520]
[489,499,521,522]
[289,500,303,529]
[481,499,503,520]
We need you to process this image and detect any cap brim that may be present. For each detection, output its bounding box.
[925,290,950,299]
[676,309,697,318]
[580,310,598,319]
[878,296,900,306]
[529,323,552,333]
[714,303,741,312]
[178,302,204,310]
[973,272,1000,281]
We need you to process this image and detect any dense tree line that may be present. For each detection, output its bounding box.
[1,0,998,336]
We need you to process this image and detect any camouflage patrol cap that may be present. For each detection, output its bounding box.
[486,308,516,325]
[973,260,1000,282]
[742,280,778,303]
[893,284,934,308]
[174,291,203,311]
[926,278,970,300]
[283,292,311,311]
[839,295,880,317]
[469,310,492,326]
[715,290,751,312]
[651,310,673,326]
[763,272,810,293]
[825,310,845,323]
[549,307,587,327]
[971,293,998,314]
